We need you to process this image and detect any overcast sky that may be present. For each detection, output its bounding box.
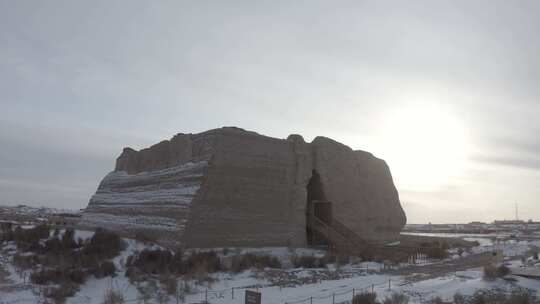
[1,0,539,223]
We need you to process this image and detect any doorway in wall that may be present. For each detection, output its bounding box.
[306,169,331,246]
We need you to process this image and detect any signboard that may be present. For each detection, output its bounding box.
[245,290,261,304]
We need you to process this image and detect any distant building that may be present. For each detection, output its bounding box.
[469,221,485,225]
[494,220,525,225]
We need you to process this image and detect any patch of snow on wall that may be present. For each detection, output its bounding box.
[87,161,207,209]
[80,213,181,232]
[82,161,207,235]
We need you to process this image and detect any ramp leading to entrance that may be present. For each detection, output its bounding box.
[307,200,368,254]
[307,200,415,259]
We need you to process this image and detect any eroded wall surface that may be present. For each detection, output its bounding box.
[311,137,406,241]
[183,129,310,247]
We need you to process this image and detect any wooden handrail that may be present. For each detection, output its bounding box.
[311,216,360,253]
[310,214,441,258]
[331,218,367,246]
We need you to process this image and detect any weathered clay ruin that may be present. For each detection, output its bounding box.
[84,127,406,248]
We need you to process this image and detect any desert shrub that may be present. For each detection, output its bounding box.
[483,265,498,280]
[382,292,409,304]
[171,280,191,303]
[470,291,488,304]
[509,289,538,304]
[423,247,449,260]
[83,228,125,260]
[32,232,120,282]
[440,240,450,250]
[31,268,87,285]
[353,292,378,304]
[174,285,186,303]
[182,250,222,274]
[497,264,510,277]
[93,261,117,278]
[102,261,117,277]
[13,224,50,250]
[134,231,154,244]
[253,254,281,269]
[230,253,281,272]
[293,255,318,268]
[16,228,123,303]
[319,253,336,267]
[43,237,63,253]
[157,289,169,304]
[138,280,159,303]
[31,269,64,285]
[292,254,338,268]
[61,229,78,250]
[102,287,125,304]
[336,254,350,266]
[0,223,14,242]
[126,249,173,274]
[507,292,532,304]
[0,222,13,233]
[428,296,444,304]
[193,272,217,285]
[483,264,510,280]
[453,293,466,304]
[44,283,79,304]
[13,253,39,270]
[42,231,79,254]
[360,247,376,261]
[160,275,178,295]
[169,250,184,273]
[126,249,222,278]
[125,267,144,284]
[183,280,192,292]
[469,289,536,304]
[66,269,87,284]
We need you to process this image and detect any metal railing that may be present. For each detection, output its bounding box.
[283,279,394,304]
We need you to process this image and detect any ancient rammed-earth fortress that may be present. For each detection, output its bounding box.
[83,127,406,248]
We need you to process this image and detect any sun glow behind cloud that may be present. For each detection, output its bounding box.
[376,104,471,192]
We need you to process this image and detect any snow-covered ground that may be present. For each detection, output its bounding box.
[1,230,539,304]
[65,238,162,304]
[471,240,535,257]
[64,262,540,304]
[0,205,78,217]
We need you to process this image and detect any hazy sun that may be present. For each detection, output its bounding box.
[377,104,470,191]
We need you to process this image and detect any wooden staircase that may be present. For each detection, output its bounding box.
[308,202,457,264]
[307,200,368,255]
[310,216,361,254]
